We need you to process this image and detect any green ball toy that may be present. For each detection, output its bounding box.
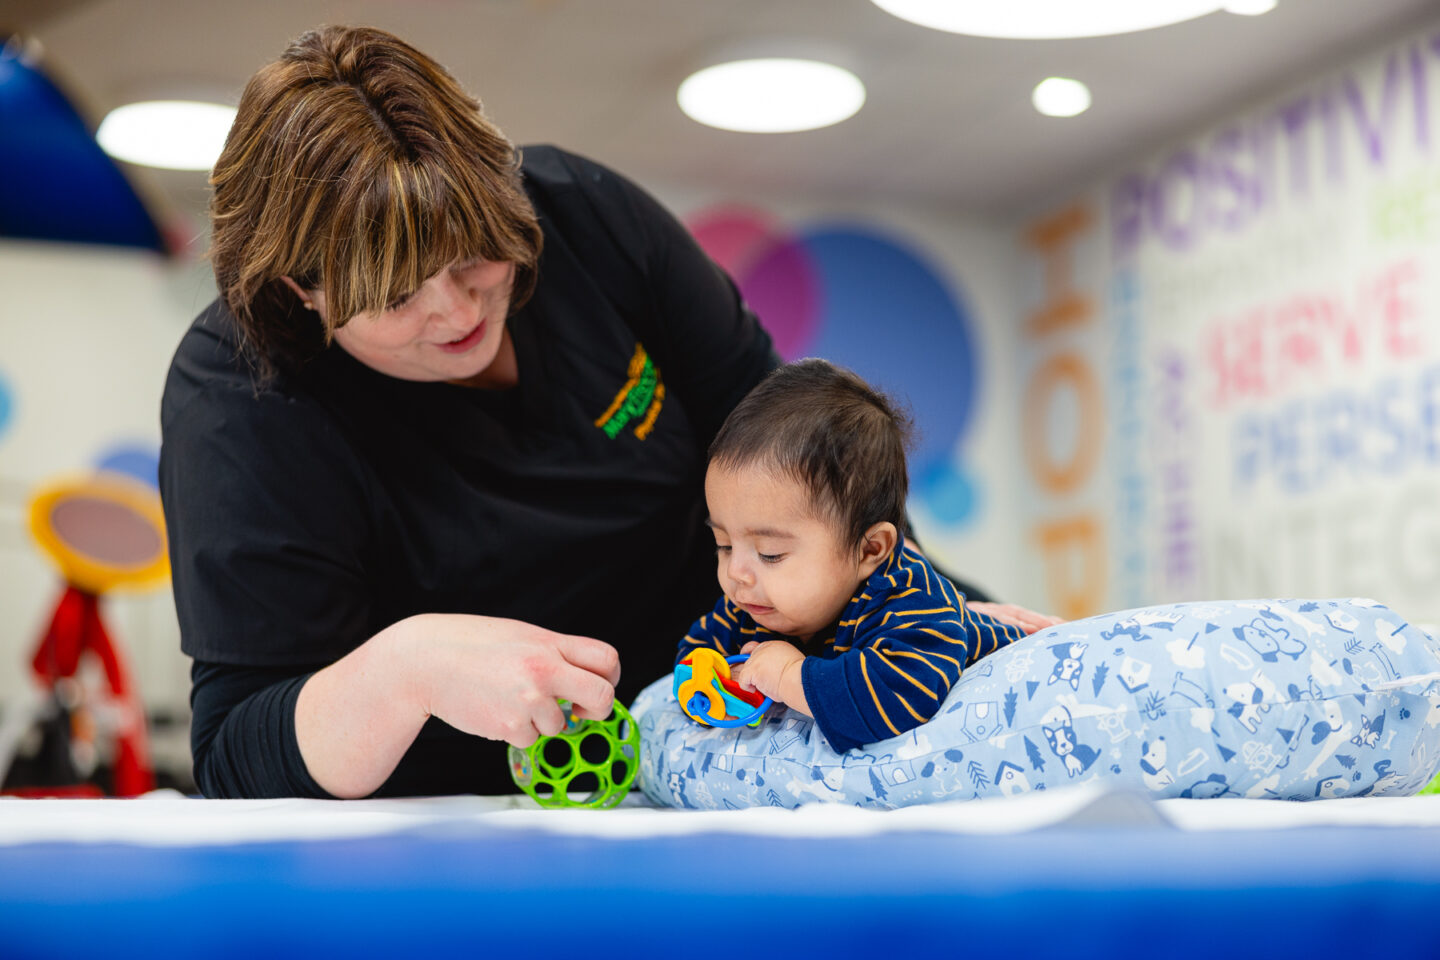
[1420,769,1440,797]
[508,700,639,808]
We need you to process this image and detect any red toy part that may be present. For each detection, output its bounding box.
[30,585,154,797]
[717,674,767,707]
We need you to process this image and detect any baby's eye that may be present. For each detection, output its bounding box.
[759,553,785,564]
[714,544,731,554]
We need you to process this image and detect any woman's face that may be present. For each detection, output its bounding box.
[311,257,517,383]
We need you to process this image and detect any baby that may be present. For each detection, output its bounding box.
[677,358,1027,752]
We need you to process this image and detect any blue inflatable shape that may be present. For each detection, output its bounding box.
[801,225,980,527]
[0,47,165,251]
[634,599,1440,808]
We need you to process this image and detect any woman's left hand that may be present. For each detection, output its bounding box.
[966,602,1064,635]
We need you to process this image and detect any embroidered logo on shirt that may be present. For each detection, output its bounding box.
[595,342,665,440]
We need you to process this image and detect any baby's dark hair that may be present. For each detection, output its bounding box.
[709,358,914,549]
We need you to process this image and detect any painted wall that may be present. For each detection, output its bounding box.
[1017,18,1440,630]
[0,241,211,775]
[668,186,1028,606]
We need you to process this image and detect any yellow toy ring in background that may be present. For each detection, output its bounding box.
[28,472,169,594]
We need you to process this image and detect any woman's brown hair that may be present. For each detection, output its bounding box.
[209,25,542,377]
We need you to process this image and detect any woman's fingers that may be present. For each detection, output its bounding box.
[409,615,622,741]
[968,601,1065,634]
[553,661,617,721]
[531,697,569,737]
[555,633,622,687]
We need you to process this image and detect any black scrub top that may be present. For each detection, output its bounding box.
[160,145,778,797]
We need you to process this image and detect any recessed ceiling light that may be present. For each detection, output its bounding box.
[96,100,236,171]
[678,59,866,133]
[1033,77,1092,117]
[1222,0,1277,14]
[871,0,1226,39]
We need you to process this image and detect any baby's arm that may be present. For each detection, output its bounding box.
[801,613,975,751]
[676,595,746,664]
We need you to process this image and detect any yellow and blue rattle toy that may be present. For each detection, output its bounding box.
[674,648,772,728]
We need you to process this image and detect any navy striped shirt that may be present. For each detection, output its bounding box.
[677,537,1025,751]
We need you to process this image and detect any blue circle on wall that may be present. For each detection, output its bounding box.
[799,225,981,527]
[95,443,160,489]
[0,372,11,442]
[916,459,982,527]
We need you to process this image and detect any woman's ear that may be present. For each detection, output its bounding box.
[856,521,898,579]
[278,276,322,315]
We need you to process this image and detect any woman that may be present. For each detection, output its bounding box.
[162,25,1053,799]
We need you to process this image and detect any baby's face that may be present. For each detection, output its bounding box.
[704,463,863,641]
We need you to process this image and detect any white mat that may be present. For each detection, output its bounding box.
[2,785,1438,847]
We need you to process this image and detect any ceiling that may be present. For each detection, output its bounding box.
[6,0,1438,230]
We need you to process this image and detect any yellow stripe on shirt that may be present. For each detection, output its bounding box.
[859,650,901,737]
[917,626,973,650]
[894,691,928,724]
[888,648,954,687]
[871,647,939,700]
[895,645,964,674]
[979,617,1000,655]
[879,606,957,627]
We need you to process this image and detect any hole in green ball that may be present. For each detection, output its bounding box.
[567,770,601,800]
[579,733,611,765]
[541,737,575,777]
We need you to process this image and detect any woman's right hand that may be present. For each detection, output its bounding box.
[396,614,621,749]
[296,613,621,798]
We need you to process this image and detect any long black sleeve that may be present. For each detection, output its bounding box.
[189,661,331,799]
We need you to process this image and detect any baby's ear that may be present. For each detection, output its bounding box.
[856,522,898,577]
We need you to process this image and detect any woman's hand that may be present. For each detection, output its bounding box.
[966,602,1064,635]
[296,613,619,798]
[398,614,620,748]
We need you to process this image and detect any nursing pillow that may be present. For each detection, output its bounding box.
[632,598,1440,809]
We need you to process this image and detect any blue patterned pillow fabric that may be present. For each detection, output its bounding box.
[633,599,1440,809]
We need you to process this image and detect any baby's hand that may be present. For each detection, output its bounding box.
[735,640,805,705]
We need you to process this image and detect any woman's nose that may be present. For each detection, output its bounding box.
[428,273,478,330]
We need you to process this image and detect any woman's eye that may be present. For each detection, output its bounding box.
[385,293,414,312]
[715,545,731,554]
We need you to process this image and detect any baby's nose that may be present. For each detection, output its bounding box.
[727,556,755,585]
